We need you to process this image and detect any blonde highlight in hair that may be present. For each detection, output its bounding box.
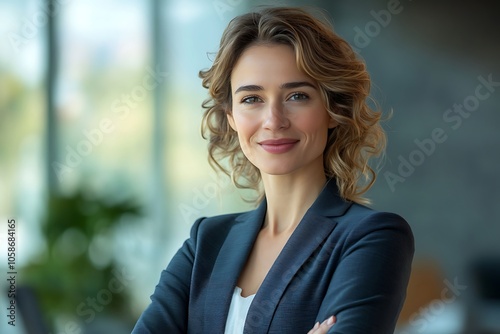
[200,6,386,205]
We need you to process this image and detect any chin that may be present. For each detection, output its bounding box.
[256,164,299,176]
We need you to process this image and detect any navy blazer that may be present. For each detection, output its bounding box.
[132,179,414,333]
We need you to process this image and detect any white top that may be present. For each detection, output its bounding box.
[224,286,256,333]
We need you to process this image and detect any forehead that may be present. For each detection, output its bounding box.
[230,44,310,87]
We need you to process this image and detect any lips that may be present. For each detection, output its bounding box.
[258,138,299,154]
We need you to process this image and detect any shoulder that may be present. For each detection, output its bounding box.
[188,209,255,239]
[340,202,411,230]
[334,203,414,250]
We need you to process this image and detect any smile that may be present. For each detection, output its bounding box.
[258,138,299,154]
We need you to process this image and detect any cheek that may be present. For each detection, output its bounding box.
[232,114,261,140]
[295,111,330,139]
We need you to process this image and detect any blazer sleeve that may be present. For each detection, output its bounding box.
[131,217,204,333]
[317,212,414,334]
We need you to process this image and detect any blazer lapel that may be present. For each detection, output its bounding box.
[244,179,352,333]
[203,201,267,333]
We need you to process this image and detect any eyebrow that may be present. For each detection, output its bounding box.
[234,81,316,94]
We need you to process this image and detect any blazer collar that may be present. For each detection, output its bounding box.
[305,178,352,218]
[203,179,352,333]
[203,202,266,333]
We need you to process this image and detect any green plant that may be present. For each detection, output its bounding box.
[21,188,142,330]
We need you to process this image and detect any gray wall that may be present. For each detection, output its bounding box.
[311,0,500,279]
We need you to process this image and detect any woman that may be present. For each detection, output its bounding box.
[133,6,414,334]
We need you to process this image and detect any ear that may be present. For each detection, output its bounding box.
[227,111,237,131]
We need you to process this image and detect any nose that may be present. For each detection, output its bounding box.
[262,102,290,130]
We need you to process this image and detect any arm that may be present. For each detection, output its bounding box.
[131,217,204,333]
[317,212,414,334]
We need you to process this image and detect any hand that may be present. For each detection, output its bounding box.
[307,315,336,334]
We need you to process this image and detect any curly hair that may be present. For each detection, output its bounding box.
[199,6,386,205]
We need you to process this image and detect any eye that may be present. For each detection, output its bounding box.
[241,95,262,104]
[288,92,309,101]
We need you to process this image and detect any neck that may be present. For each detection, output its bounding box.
[260,159,327,236]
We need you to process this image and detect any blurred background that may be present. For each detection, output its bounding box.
[0,0,499,333]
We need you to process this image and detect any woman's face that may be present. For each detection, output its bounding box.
[227,43,336,177]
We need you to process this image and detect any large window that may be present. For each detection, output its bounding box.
[0,0,46,268]
[0,0,255,331]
